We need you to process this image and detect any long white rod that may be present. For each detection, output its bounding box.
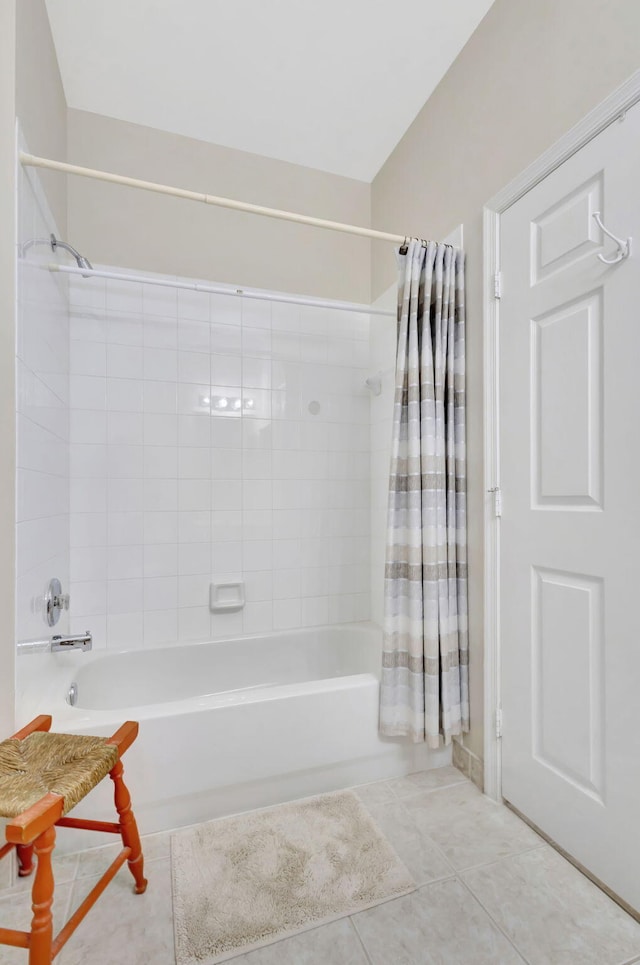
[49,264,396,318]
[20,152,406,245]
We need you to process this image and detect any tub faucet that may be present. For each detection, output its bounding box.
[16,631,93,656]
[50,631,92,653]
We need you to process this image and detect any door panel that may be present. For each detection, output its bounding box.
[500,102,640,910]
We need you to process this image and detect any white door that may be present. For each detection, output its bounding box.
[500,103,640,911]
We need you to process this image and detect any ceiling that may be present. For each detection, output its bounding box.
[45,0,494,183]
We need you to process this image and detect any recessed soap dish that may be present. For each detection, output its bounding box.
[210,581,245,612]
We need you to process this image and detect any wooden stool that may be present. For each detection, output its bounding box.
[0,715,147,963]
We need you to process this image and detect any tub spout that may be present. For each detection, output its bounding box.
[50,631,92,653]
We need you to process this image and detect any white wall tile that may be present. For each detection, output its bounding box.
[211,608,243,639]
[211,418,242,450]
[108,511,144,546]
[178,319,210,354]
[64,267,373,655]
[178,605,211,641]
[144,576,178,610]
[243,601,273,634]
[143,380,177,413]
[106,280,143,314]
[70,375,106,410]
[273,598,302,630]
[178,382,211,416]
[178,288,209,322]
[212,448,242,480]
[143,479,178,511]
[179,447,210,479]
[178,573,210,608]
[144,511,178,544]
[107,611,144,649]
[107,478,144,513]
[210,294,241,327]
[72,580,107,616]
[144,543,178,578]
[178,414,210,447]
[144,608,178,646]
[211,354,242,385]
[144,412,177,447]
[178,351,210,384]
[242,298,271,330]
[143,283,177,318]
[144,315,177,349]
[211,324,242,356]
[71,546,107,583]
[144,347,178,381]
[107,344,144,380]
[179,510,211,543]
[106,378,143,412]
[108,579,144,614]
[108,411,144,446]
[107,313,143,346]
[178,542,211,575]
[107,544,144,580]
[70,340,106,377]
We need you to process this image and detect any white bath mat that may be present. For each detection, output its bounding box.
[171,790,415,964]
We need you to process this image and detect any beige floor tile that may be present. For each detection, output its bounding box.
[234,918,369,964]
[363,799,453,886]
[387,766,469,799]
[0,882,73,965]
[353,877,524,964]
[75,829,171,879]
[353,780,396,807]
[402,781,542,870]
[0,850,78,897]
[463,846,640,965]
[58,857,175,965]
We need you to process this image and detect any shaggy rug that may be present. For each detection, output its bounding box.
[171,790,415,964]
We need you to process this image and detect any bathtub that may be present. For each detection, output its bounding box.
[16,623,447,849]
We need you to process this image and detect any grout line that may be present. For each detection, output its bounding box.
[456,841,549,876]
[389,777,470,801]
[349,913,375,965]
[456,874,531,964]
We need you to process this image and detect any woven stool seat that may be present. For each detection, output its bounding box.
[0,731,119,819]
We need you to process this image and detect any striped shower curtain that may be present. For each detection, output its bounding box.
[379,239,469,748]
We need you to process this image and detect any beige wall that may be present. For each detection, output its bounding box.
[15,0,67,233]
[0,0,17,737]
[67,110,371,302]
[371,0,640,759]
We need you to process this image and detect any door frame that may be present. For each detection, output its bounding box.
[482,68,640,802]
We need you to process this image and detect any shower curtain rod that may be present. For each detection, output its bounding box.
[20,152,407,245]
[49,263,395,318]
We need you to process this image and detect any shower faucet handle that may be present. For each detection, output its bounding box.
[45,578,70,627]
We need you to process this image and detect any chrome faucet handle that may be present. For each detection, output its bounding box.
[45,578,71,626]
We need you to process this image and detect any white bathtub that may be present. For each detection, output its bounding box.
[16,623,447,848]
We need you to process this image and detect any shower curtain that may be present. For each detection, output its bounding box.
[379,239,469,748]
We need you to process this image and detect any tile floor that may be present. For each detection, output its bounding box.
[1,766,640,964]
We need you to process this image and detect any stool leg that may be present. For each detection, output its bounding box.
[17,844,35,877]
[29,825,55,965]
[110,759,147,894]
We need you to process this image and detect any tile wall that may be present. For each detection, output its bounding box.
[369,291,396,626]
[16,165,70,644]
[67,269,371,649]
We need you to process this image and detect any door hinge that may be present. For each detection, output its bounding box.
[496,707,503,740]
[494,271,502,299]
[488,486,502,517]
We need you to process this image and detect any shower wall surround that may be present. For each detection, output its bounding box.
[16,166,70,645]
[67,269,371,649]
